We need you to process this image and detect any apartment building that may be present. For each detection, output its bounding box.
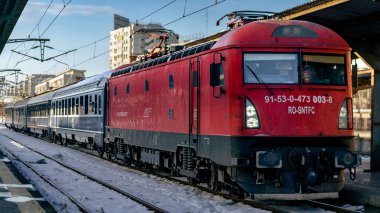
[109,22,178,69]
[35,69,85,94]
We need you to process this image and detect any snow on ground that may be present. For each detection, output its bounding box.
[0,126,267,213]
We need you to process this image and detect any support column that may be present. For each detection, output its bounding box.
[371,68,380,171]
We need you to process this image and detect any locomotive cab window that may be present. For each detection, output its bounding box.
[301,54,346,85]
[244,53,298,84]
[210,63,224,86]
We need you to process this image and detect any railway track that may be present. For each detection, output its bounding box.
[0,132,168,213]
[0,128,363,213]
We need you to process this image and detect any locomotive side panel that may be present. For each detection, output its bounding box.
[109,61,190,151]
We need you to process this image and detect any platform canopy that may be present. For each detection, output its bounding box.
[0,0,28,54]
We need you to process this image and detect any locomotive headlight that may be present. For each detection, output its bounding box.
[246,98,260,128]
[338,99,352,129]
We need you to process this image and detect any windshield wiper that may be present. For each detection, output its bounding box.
[245,63,274,95]
[245,64,265,84]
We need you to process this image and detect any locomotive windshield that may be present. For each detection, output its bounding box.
[301,54,346,85]
[244,53,298,84]
[243,53,347,85]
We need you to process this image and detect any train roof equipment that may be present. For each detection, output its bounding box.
[131,28,179,60]
[212,19,350,50]
[216,11,279,30]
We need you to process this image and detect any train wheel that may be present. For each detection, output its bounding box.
[97,146,105,158]
[208,163,220,191]
[106,142,117,161]
[62,137,67,147]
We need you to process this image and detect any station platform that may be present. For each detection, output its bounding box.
[340,157,380,208]
[0,150,55,213]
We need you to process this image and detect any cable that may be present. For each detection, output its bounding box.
[29,0,54,38]
[163,0,226,27]
[138,0,177,22]
[41,0,72,37]
[72,50,109,68]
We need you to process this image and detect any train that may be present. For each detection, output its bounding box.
[4,17,359,199]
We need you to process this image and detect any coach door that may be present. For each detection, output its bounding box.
[189,57,200,145]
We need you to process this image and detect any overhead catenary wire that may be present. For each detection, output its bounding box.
[163,0,226,26]
[138,0,177,22]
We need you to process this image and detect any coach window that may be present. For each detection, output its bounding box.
[52,102,55,116]
[71,98,75,115]
[80,96,84,115]
[75,98,79,115]
[65,99,69,115]
[98,95,102,115]
[169,74,174,89]
[58,101,61,116]
[114,86,118,96]
[244,53,298,84]
[89,95,93,113]
[85,95,89,114]
[94,95,98,115]
[145,80,149,92]
[68,99,71,115]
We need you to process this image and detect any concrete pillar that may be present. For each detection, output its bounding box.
[371,68,380,171]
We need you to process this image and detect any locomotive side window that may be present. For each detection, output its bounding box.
[145,80,149,92]
[169,74,174,89]
[244,53,298,84]
[114,86,118,96]
[193,71,198,87]
[126,84,130,94]
[210,63,224,86]
[301,54,346,85]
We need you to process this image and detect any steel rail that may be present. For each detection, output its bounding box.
[305,200,361,213]
[0,142,90,213]
[0,132,168,213]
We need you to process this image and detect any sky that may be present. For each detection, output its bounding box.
[0,0,310,83]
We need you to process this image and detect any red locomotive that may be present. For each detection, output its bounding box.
[2,11,360,199]
[105,13,359,198]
